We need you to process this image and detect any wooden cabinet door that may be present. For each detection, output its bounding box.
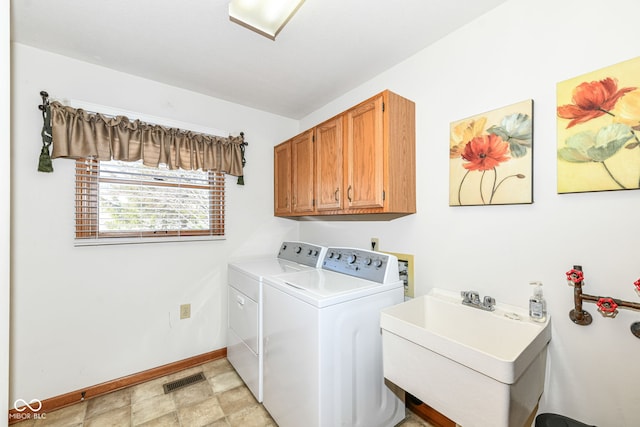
[291,130,315,213]
[345,94,384,209]
[315,117,343,211]
[274,141,292,215]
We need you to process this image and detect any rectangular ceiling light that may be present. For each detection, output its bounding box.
[229,0,305,40]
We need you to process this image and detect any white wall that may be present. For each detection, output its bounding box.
[2,0,11,418]
[10,44,299,403]
[299,0,640,425]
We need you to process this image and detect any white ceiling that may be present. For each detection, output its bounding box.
[11,0,508,119]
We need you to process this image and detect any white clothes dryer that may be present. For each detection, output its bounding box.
[227,241,326,402]
[262,247,405,427]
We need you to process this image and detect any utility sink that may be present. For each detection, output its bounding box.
[380,289,551,427]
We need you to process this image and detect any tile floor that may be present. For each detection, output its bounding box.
[12,358,434,427]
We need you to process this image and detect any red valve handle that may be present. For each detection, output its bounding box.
[596,297,618,314]
[566,269,584,284]
[634,279,640,292]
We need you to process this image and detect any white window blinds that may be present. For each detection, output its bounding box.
[75,158,225,245]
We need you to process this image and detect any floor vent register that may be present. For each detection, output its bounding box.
[162,372,206,394]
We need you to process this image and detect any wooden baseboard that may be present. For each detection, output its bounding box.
[406,393,456,427]
[407,395,539,427]
[8,348,226,424]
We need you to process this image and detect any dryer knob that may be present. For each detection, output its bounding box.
[328,252,335,258]
[347,254,357,264]
[307,249,313,255]
[373,259,383,268]
[364,258,372,266]
[295,246,302,254]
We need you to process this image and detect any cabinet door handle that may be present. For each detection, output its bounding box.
[347,185,352,202]
[334,188,339,202]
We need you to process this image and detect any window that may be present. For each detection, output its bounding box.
[75,158,225,245]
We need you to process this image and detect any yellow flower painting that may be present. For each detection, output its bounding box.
[557,56,640,193]
[449,100,533,206]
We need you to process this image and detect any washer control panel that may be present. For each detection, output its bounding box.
[322,247,399,283]
[278,242,327,268]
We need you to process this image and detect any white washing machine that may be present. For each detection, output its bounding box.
[262,247,405,427]
[227,242,327,402]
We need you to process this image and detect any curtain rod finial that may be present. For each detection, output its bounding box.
[39,91,50,112]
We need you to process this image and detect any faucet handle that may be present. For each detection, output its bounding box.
[469,291,480,303]
[461,290,478,303]
[483,296,496,310]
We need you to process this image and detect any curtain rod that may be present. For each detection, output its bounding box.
[39,90,247,144]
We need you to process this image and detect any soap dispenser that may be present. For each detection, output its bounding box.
[529,281,547,322]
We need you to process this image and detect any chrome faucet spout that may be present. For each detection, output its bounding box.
[461,290,496,311]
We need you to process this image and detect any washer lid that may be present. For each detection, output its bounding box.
[264,269,403,308]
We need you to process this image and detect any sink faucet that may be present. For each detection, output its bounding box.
[461,291,495,311]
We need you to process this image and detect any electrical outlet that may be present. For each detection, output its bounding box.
[180,303,191,319]
[371,237,380,251]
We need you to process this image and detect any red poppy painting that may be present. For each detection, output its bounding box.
[557,56,640,193]
[450,99,533,206]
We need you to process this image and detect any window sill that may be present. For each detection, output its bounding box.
[74,235,225,247]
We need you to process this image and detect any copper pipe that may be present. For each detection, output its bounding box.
[569,265,592,325]
[569,265,640,328]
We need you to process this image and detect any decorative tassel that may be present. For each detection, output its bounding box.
[38,144,53,173]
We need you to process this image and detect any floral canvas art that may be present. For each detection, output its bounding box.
[557,56,640,193]
[449,99,533,206]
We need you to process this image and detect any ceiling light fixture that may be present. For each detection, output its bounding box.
[229,0,305,40]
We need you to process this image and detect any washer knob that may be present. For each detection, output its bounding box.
[328,252,335,258]
[295,246,302,254]
[364,258,372,265]
[347,254,357,264]
[373,259,383,268]
[307,249,313,255]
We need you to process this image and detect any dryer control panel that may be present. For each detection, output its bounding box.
[278,241,327,268]
[322,247,399,283]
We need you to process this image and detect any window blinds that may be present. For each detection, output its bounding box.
[75,158,225,244]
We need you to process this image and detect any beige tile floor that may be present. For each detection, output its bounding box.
[12,358,434,427]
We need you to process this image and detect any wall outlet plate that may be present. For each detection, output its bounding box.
[180,303,191,319]
[382,252,414,298]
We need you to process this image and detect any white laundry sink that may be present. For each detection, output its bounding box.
[380,289,551,427]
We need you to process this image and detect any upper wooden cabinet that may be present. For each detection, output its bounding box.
[273,140,292,215]
[274,90,415,219]
[291,130,315,214]
[315,116,343,211]
[345,93,384,209]
[274,129,315,215]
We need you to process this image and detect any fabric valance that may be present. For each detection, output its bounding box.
[49,101,245,177]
